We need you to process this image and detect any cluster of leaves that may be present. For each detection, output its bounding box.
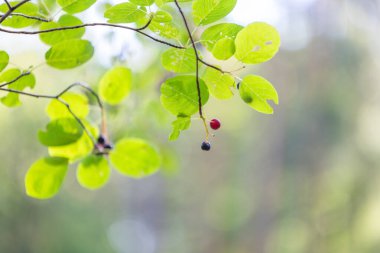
[0,0,280,199]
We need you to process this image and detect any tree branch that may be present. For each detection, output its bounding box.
[174,0,211,140]
[0,18,185,49]
[0,82,106,147]
[0,13,50,22]
[0,0,31,24]
[4,0,11,9]
[0,71,31,88]
[173,0,202,116]
[198,59,226,73]
[56,82,108,139]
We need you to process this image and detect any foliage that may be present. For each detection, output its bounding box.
[0,0,280,199]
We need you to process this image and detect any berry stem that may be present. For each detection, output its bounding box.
[201,117,210,141]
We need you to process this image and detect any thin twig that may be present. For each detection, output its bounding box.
[4,0,11,9]
[199,59,247,75]
[0,20,184,49]
[198,59,226,73]
[173,0,202,116]
[173,0,210,140]
[0,13,50,22]
[56,82,108,138]
[57,97,95,144]
[0,71,31,88]
[0,82,103,146]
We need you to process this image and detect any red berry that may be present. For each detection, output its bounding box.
[210,119,221,130]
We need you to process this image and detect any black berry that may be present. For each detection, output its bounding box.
[201,141,211,151]
[97,135,106,144]
[210,119,221,130]
[104,144,113,150]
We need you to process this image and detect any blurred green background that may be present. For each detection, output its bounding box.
[2,0,380,252]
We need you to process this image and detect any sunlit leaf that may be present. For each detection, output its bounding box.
[38,118,83,146]
[161,48,197,73]
[48,121,98,163]
[110,138,161,178]
[129,0,154,6]
[152,10,172,23]
[46,92,89,120]
[39,14,85,46]
[155,0,192,7]
[45,39,94,69]
[169,115,191,141]
[201,23,242,60]
[99,66,132,105]
[213,38,236,60]
[0,69,35,107]
[202,67,234,99]
[104,2,147,24]
[192,0,237,26]
[160,75,209,116]
[77,155,111,190]
[57,0,96,14]
[0,51,9,72]
[235,22,281,64]
[148,21,180,39]
[0,2,39,28]
[25,157,68,199]
[239,75,278,114]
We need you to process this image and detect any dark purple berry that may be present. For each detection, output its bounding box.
[201,141,211,151]
[210,119,221,130]
[104,144,113,150]
[97,135,106,144]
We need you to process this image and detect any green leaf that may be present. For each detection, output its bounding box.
[0,69,35,107]
[152,10,172,23]
[235,22,281,64]
[155,0,192,7]
[77,155,111,190]
[45,39,94,69]
[48,121,98,163]
[239,75,278,114]
[38,118,83,146]
[0,69,35,89]
[160,75,209,116]
[0,51,9,72]
[148,21,180,39]
[110,138,161,178]
[169,115,191,141]
[57,0,96,14]
[192,0,237,26]
[25,157,68,199]
[46,92,89,120]
[0,2,39,28]
[99,66,132,105]
[129,0,154,6]
[200,23,242,60]
[154,0,193,8]
[104,2,147,24]
[161,48,197,73]
[202,67,234,99]
[212,38,235,60]
[39,14,85,46]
